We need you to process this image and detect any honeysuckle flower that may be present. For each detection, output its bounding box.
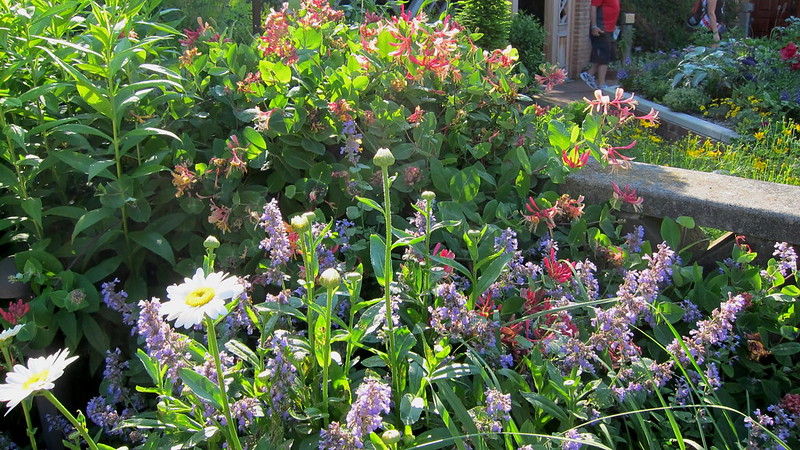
[0,349,78,414]
[161,268,244,328]
[0,324,23,345]
[611,182,644,211]
[562,145,590,168]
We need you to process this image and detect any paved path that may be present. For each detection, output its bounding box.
[535,78,619,109]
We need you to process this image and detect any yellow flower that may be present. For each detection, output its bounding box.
[754,132,765,140]
[753,159,767,171]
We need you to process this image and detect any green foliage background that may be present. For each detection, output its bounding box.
[456,0,512,50]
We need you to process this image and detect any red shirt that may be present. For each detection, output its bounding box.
[591,0,620,32]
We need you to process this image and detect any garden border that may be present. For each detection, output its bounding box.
[561,159,800,246]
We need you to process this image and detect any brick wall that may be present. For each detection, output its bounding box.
[570,0,591,77]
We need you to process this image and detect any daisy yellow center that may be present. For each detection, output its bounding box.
[22,370,49,390]
[185,287,216,307]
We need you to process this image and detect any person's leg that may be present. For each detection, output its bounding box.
[596,64,608,86]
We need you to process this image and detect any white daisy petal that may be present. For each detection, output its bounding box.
[0,349,77,415]
[160,269,242,328]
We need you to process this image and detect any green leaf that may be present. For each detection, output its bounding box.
[520,391,568,421]
[370,234,386,287]
[53,123,113,142]
[473,253,512,299]
[676,216,696,229]
[179,368,223,410]
[770,342,800,356]
[780,285,800,297]
[82,314,110,355]
[400,394,425,426]
[515,146,532,175]
[660,217,681,250]
[243,127,267,150]
[548,120,571,151]
[356,196,382,212]
[72,208,115,242]
[224,340,259,366]
[429,363,477,382]
[20,197,42,228]
[136,349,161,384]
[88,160,116,181]
[449,166,480,203]
[130,230,175,265]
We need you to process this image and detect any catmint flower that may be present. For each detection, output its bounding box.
[499,354,514,369]
[666,293,747,365]
[319,421,359,449]
[340,120,363,164]
[624,225,645,253]
[773,242,797,276]
[429,283,498,353]
[562,429,583,450]
[680,299,702,323]
[101,279,136,327]
[262,330,297,417]
[493,228,518,255]
[258,199,292,272]
[87,396,122,436]
[103,348,129,404]
[334,219,355,252]
[346,377,392,442]
[231,397,263,431]
[136,298,189,382]
[484,389,511,420]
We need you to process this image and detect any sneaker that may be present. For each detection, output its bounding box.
[580,71,598,89]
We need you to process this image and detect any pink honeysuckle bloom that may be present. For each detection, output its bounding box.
[524,197,558,232]
[601,140,637,170]
[535,65,567,92]
[584,89,611,114]
[562,145,591,168]
[611,182,644,212]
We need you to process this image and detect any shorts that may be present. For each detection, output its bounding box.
[589,32,616,65]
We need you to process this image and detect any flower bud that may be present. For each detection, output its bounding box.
[319,268,341,290]
[345,272,362,284]
[421,191,436,202]
[290,214,310,233]
[382,429,402,445]
[467,229,481,241]
[373,147,395,168]
[204,235,220,250]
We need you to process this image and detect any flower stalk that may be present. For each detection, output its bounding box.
[206,315,242,450]
[40,390,99,450]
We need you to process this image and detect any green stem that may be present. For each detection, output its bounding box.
[321,284,335,425]
[205,316,242,450]
[381,168,399,398]
[40,390,99,450]
[1,347,37,450]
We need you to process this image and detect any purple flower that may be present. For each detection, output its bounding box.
[258,199,292,276]
[263,330,298,418]
[319,421,359,449]
[773,242,797,276]
[334,219,355,252]
[101,279,136,327]
[346,377,392,441]
[499,353,514,368]
[87,396,122,435]
[562,429,583,450]
[624,225,644,253]
[340,120,363,164]
[666,293,747,365]
[231,397,262,431]
[429,283,497,353]
[484,388,511,420]
[680,299,702,323]
[494,228,518,255]
[136,298,189,382]
[103,348,129,404]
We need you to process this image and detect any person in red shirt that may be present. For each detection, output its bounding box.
[580,0,620,89]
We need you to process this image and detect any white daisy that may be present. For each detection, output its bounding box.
[161,268,244,328]
[0,324,24,345]
[0,349,78,414]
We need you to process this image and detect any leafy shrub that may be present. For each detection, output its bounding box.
[455,0,512,50]
[663,86,711,112]
[509,12,546,75]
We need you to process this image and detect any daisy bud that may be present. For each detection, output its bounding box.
[373,148,395,168]
[204,235,220,250]
[319,268,341,290]
[421,191,436,202]
[345,272,362,284]
[290,214,310,233]
[382,429,402,445]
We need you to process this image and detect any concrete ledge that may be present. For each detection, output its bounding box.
[560,160,800,245]
[601,86,740,143]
